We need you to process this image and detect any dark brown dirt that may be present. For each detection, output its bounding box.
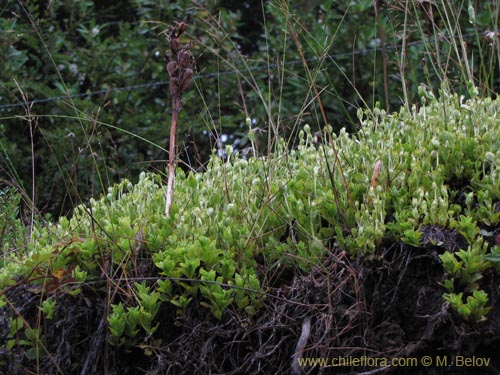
[1,233,500,375]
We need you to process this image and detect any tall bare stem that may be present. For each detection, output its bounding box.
[165,21,193,216]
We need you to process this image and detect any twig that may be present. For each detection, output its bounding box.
[291,316,312,375]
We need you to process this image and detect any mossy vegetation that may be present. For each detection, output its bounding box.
[1,86,499,373]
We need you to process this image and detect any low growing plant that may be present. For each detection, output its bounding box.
[1,87,499,351]
[444,290,491,322]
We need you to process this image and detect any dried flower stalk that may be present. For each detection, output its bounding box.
[165,21,193,216]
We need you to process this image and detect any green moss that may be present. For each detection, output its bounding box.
[2,87,499,342]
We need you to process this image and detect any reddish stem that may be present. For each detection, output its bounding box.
[165,97,181,216]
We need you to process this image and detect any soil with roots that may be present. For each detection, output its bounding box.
[1,226,500,375]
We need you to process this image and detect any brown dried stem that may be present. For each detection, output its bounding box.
[165,21,194,216]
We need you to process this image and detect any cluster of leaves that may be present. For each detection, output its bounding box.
[1,87,498,353]
[352,85,499,322]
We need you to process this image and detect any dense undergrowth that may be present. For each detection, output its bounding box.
[1,87,499,374]
[2,0,499,215]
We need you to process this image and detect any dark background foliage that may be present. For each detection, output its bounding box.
[0,0,498,216]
